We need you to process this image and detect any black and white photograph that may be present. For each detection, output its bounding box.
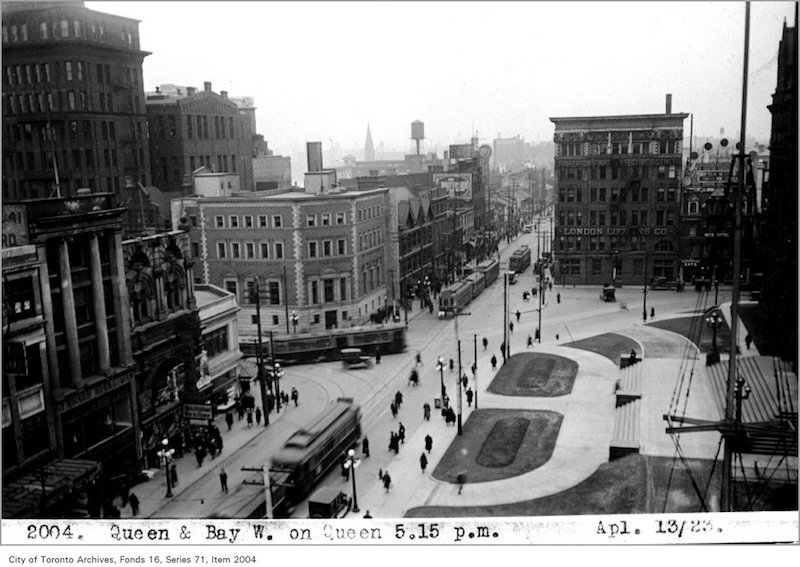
[1,0,797,555]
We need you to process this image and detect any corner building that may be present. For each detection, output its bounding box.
[550,106,687,286]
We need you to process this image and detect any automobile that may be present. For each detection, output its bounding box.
[307,487,351,518]
[650,277,678,290]
[506,271,517,285]
[523,224,532,233]
[600,284,616,302]
[341,348,372,369]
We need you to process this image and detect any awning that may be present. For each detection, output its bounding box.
[2,458,101,519]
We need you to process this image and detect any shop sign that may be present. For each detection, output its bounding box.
[183,403,213,421]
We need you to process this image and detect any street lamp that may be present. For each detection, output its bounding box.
[291,311,299,334]
[436,356,446,401]
[157,438,175,498]
[273,362,283,412]
[705,310,723,365]
[343,448,361,513]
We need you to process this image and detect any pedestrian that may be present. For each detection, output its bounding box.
[420,453,428,473]
[745,333,753,350]
[375,348,382,364]
[457,473,466,495]
[423,402,431,421]
[557,292,561,304]
[415,351,422,367]
[225,411,234,431]
[491,354,497,370]
[509,322,514,333]
[482,337,488,350]
[516,309,521,322]
[449,358,454,372]
[461,374,468,389]
[425,434,433,453]
[650,306,655,318]
[555,333,559,340]
[378,468,384,481]
[341,457,350,481]
[195,445,206,467]
[362,436,370,457]
[219,468,228,494]
[409,369,419,386]
[398,422,406,444]
[255,406,262,425]
[629,349,637,364]
[291,387,299,406]
[527,335,533,348]
[383,471,392,492]
[549,281,553,291]
[208,437,218,459]
[395,390,403,408]
[500,342,506,358]
[128,492,140,516]
[246,410,253,428]
[390,401,397,418]
[170,463,178,487]
[466,387,473,407]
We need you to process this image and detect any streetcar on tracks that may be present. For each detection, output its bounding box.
[476,258,500,286]
[509,245,532,273]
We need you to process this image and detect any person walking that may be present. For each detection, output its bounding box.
[745,333,753,350]
[491,354,497,370]
[128,492,140,516]
[482,336,488,350]
[466,387,473,407]
[225,411,234,432]
[398,422,406,444]
[423,402,431,421]
[527,335,533,348]
[461,374,468,389]
[449,358,454,372]
[170,463,179,487]
[415,351,422,367]
[383,471,392,493]
[457,473,466,495]
[208,437,218,459]
[509,322,514,334]
[255,406,262,426]
[291,387,299,406]
[516,309,521,322]
[650,306,655,318]
[219,468,228,494]
[390,401,397,418]
[419,453,428,473]
[341,457,350,481]
[424,434,433,454]
[557,292,561,304]
[361,435,370,458]
[246,410,253,428]
[375,347,381,364]
[195,444,206,467]
[395,390,403,408]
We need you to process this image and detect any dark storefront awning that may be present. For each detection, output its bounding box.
[3,458,101,519]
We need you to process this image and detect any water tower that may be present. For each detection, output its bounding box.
[411,120,425,155]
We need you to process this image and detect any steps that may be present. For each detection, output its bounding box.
[610,398,641,460]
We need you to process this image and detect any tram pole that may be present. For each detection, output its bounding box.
[473,334,478,409]
[457,339,463,435]
[253,281,269,426]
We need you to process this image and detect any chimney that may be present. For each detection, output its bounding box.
[220,90,228,99]
[665,93,672,115]
[204,81,212,93]
[155,86,160,93]
[186,86,196,96]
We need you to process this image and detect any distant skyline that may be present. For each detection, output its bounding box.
[88,1,795,164]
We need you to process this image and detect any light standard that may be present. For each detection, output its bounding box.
[705,309,723,365]
[273,362,283,412]
[436,356,445,401]
[157,438,175,498]
[291,311,299,333]
[343,448,361,513]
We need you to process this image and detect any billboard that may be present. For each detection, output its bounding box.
[2,205,28,248]
[434,173,472,200]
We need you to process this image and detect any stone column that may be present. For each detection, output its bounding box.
[58,240,83,388]
[89,233,110,372]
[112,232,133,366]
[184,260,197,310]
[154,269,167,320]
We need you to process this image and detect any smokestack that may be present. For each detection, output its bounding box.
[666,93,672,115]
[307,142,323,172]
[220,90,228,99]
[204,81,212,93]
[187,86,196,96]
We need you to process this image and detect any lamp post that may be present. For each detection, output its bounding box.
[705,309,722,365]
[273,361,283,412]
[436,356,445,401]
[343,448,361,513]
[642,249,649,323]
[291,311,298,333]
[157,438,175,498]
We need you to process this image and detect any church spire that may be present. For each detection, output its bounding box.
[364,124,375,161]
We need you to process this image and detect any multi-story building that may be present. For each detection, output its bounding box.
[145,81,255,196]
[2,192,138,518]
[2,1,152,201]
[760,9,797,369]
[550,98,688,286]
[171,182,393,336]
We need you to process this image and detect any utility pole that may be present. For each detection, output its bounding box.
[473,334,478,409]
[270,330,281,413]
[253,281,269,425]
[282,266,290,334]
[642,248,648,323]
[456,339,463,435]
[538,272,543,343]
[503,271,509,360]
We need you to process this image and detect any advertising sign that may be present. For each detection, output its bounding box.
[183,403,213,421]
[434,174,472,200]
[2,205,28,247]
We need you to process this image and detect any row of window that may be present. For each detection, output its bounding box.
[216,241,284,260]
[4,61,138,89]
[212,212,349,230]
[558,236,676,253]
[558,164,678,182]
[2,19,134,46]
[4,88,121,115]
[559,139,680,157]
[559,186,680,203]
[559,209,676,227]
[5,146,130,176]
[559,257,676,279]
[357,204,383,222]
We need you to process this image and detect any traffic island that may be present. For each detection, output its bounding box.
[563,332,641,366]
[487,353,578,397]
[431,409,563,484]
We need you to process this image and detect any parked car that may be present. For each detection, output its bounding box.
[650,277,678,290]
[308,487,351,518]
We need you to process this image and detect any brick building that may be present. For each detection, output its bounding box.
[550,100,688,286]
[2,1,152,201]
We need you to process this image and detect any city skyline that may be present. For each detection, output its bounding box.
[85,1,795,163]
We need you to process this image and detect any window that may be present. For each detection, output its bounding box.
[590,187,597,202]
[340,278,348,301]
[258,215,267,228]
[215,216,224,228]
[244,215,253,228]
[217,242,226,258]
[631,187,639,201]
[657,166,667,179]
[611,188,619,201]
[592,258,602,275]
[308,241,317,258]
[323,240,332,256]
[310,281,319,304]
[204,326,229,357]
[274,242,283,258]
[336,212,345,225]
[566,188,575,202]
[40,22,48,40]
[688,201,699,215]
[60,20,69,38]
[322,213,331,226]
[337,239,346,255]
[268,282,280,305]
[641,187,649,202]
[559,188,566,202]
[323,279,335,303]
[668,165,676,179]
[260,243,269,258]
[640,211,648,226]
[224,279,238,299]
[599,187,606,201]
[245,242,255,259]
[272,215,282,228]
[657,187,665,201]
[231,242,240,258]
[667,188,676,201]
[229,216,239,228]
[306,214,316,227]
[65,61,73,81]
[666,211,676,226]
[656,210,665,225]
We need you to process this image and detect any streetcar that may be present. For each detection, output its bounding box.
[509,245,532,273]
[465,271,486,300]
[476,258,500,286]
[438,280,473,318]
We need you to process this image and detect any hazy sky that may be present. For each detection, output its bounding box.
[88,1,795,162]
